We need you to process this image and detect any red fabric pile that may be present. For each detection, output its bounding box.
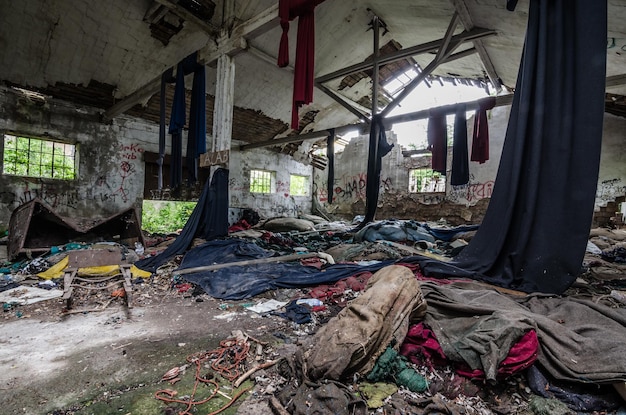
[400,322,539,380]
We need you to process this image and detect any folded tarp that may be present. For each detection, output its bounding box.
[420,280,626,384]
[177,239,395,300]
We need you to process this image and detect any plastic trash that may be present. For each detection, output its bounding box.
[296,298,323,307]
[134,242,144,255]
[610,290,626,304]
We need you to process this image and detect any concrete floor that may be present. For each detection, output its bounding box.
[0,292,290,415]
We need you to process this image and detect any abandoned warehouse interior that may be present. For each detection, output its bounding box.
[1,0,626,414]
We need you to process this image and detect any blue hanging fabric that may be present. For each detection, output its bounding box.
[166,52,206,190]
[185,53,206,185]
[417,0,607,295]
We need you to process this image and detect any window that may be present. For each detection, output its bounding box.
[409,168,445,193]
[249,169,273,193]
[290,175,309,196]
[2,133,76,180]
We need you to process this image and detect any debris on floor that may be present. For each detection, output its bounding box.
[1,218,625,414]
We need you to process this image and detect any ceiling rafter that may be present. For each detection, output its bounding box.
[240,93,516,151]
[380,12,462,117]
[315,27,496,84]
[449,0,502,92]
[154,0,220,36]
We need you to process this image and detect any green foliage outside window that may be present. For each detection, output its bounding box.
[409,168,445,193]
[2,134,76,180]
[290,175,309,196]
[141,200,196,234]
[250,170,272,193]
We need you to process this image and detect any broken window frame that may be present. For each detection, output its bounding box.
[408,168,445,193]
[249,169,274,194]
[1,133,77,180]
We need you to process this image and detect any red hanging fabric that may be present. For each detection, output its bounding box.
[277,0,325,129]
[470,96,497,163]
[427,109,448,175]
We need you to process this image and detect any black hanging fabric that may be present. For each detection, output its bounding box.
[135,168,230,273]
[326,128,335,204]
[358,116,393,228]
[417,0,607,295]
[169,62,186,191]
[186,63,206,185]
[507,0,519,12]
[451,104,469,186]
[158,68,174,190]
[427,109,447,175]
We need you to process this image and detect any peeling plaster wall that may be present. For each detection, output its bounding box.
[0,87,154,231]
[228,143,314,223]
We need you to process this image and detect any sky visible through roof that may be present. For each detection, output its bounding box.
[340,71,491,150]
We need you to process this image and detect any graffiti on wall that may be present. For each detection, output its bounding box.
[313,172,395,203]
[1,144,143,210]
[448,174,495,204]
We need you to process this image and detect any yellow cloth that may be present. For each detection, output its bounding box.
[37,256,151,280]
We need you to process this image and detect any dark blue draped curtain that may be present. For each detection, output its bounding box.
[418,0,607,294]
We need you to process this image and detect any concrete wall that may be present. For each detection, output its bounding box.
[1,83,624,232]
[314,106,626,225]
[0,87,152,231]
[228,143,314,223]
[314,106,510,224]
[597,113,626,208]
[0,87,313,231]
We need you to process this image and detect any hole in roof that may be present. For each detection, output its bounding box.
[382,68,494,151]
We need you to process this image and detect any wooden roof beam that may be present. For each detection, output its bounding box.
[315,27,496,84]
[450,0,503,91]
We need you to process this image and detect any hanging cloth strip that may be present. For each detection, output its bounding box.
[470,96,496,164]
[451,103,469,186]
[158,68,175,190]
[326,128,335,204]
[427,109,447,175]
[277,0,325,129]
[169,63,186,191]
[186,62,206,185]
[357,116,393,228]
[164,52,207,190]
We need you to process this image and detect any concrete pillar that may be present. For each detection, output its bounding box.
[211,53,235,159]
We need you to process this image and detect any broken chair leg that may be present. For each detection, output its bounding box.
[62,268,78,310]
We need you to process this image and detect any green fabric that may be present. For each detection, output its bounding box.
[367,347,428,393]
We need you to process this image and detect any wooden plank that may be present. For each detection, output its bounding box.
[199,149,230,167]
[67,248,128,268]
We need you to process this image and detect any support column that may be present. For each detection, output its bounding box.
[211,53,235,164]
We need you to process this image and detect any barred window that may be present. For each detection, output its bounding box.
[249,169,274,193]
[2,133,76,180]
[409,168,445,193]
